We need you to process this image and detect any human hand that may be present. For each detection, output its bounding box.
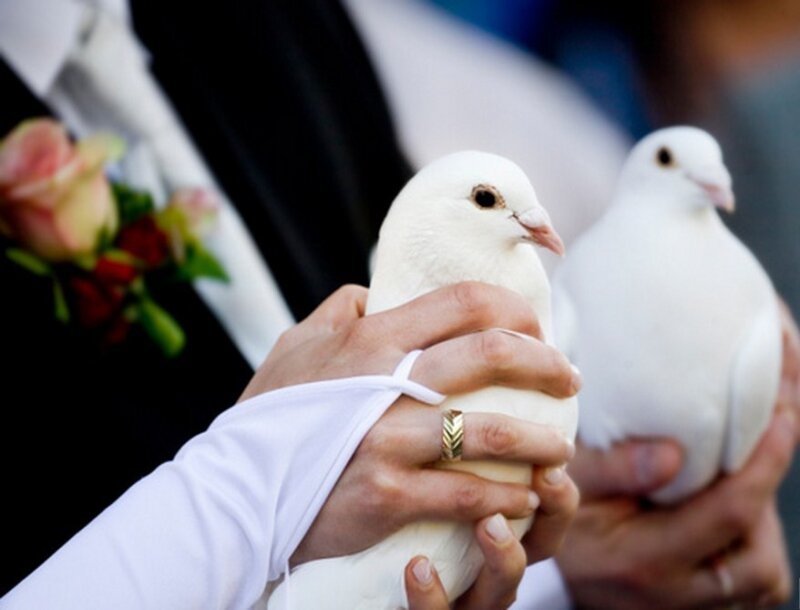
[242,282,579,567]
[241,281,578,399]
[405,515,527,610]
[557,406,796,609]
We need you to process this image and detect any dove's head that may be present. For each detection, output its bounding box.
[618,126,735,213]
[388,150,565,257]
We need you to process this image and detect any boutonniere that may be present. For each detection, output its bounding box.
[0,118,227,356]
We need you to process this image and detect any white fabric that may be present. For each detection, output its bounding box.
[3,351,446,609]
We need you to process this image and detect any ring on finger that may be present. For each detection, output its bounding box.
[441,409,464,462]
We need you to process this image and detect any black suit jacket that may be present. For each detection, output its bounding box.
[1,0,411,593]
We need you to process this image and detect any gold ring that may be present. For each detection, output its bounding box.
[441,409,464,462]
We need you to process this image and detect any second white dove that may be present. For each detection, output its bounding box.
[553,126,781,504]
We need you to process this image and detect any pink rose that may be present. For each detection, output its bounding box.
[0,118,122,261]
[166,187,220,237]
[160,187,220,262]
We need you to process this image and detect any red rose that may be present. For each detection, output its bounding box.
[68,275,126,328]
[116,216,171,268]
[94,256,138,285]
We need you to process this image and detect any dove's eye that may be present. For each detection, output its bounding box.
[471,185,505,209]
[656,147,676,168]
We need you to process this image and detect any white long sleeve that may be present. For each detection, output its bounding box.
[2,352,445,610]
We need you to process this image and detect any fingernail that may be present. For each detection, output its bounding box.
[412,557,433,586]
[545,465,566,485]
[485,513,513,543]
[528,490,541,511]
[570,364,582,393]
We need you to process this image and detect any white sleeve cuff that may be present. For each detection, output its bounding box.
[511,558,572,610]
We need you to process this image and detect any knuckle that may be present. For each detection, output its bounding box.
[721,501,755,534]
[273,328,296,350]
[337,283,367,299]
[344,317,372,350]
[752,561,779,593]
[364,470,403,514]
[773,574,792,604]
[453,479,486,514]
[451,282,493,322]
[624,564,660,592]
[543,426,572,461]
[480,416,519,457]
[478,331,516,371]
[560,479,581,517]
[359,423,392,456]
[498,591,518,609]
[507,547,528,581]
[539,347,574,394]
[525,316,543,339]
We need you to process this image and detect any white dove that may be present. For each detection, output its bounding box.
[553,126,782,503]
[268,151,578,609]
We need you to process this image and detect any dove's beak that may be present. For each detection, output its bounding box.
[514,208,566,257]
[688,166,735,213]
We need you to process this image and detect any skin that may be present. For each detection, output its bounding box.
[238,282,580,603]
[557,302,800,609]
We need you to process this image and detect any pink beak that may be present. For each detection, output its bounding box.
[515,208,566,257]
[688,166,735,213]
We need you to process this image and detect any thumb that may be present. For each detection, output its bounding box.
[569,438,683,500]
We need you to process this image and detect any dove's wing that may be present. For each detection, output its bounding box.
[722,300,782,472]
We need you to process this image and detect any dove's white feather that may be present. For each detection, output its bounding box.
[553,126,781,503]
[269,151,577,609]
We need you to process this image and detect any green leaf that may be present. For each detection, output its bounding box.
[137,297,186,357]
[52,280,70,323]
[101,248,138,265]
[5,248,52,276]
[72,253,98,271]
[112,183,155,224]
[177,244,229,282]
